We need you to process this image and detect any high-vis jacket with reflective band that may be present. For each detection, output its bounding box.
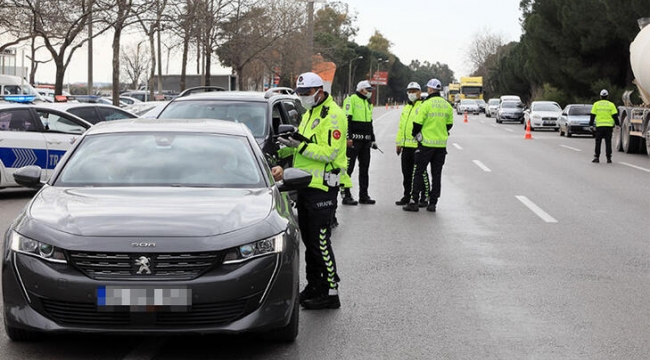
[591,100,618,127]
[278,93,349,191]
[413,95,454,148]
[343,92,374,141]
[395,99,423,148]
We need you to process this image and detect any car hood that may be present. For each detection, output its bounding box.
[501,108,523,113]
[567,115,590,121]
[532,111,561,117]
[26,187,273,237]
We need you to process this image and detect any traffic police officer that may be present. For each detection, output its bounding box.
[403,78,453,212]
[589,89,620,163]
[341,80,378,205]
[277,72,346,309]
[395,82,430,207]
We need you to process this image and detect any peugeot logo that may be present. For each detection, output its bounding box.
[132,242,156,247]
[135,256,152,275]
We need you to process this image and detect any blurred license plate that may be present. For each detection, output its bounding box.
[97,286,191,311]
[543,121,555,125]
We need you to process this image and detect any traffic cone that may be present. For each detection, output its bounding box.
[385,102,388,110]
[524,120,533,139]
[463,111,468,123]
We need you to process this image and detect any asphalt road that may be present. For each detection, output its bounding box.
[1,108,649,359]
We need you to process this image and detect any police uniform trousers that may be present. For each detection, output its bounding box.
[594,126,614,158]
[297,186,340,292]
[401,147,430,201]
[411,146,447,204]
[346,140,372,198]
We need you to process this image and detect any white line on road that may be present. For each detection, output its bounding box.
[620,162,650,173]
[453,143,463,150]
[473,160,491,172]
[516,196,558,223]
[504,128,514,132]
[560,145,582,152]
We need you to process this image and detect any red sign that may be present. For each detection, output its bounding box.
[370,71,388,86]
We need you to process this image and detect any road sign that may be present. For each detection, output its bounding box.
[370,71,388,86]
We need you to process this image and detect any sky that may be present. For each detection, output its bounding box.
[29,0,524,84]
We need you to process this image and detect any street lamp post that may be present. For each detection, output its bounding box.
[348,55,363,95]
[374,58,389,106]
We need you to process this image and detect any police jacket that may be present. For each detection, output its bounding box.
[278,93,349,191]
[412,94,454,148]
[395,98,423,149]
[343,92,374,141]
[589,99,619,127]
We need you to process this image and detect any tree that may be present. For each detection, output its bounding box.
[465,28,504,79]
[120,42,150,89]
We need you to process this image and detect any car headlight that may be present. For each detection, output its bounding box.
[222,234,284,264]
[10,231,67,263]
[532,114,542,120]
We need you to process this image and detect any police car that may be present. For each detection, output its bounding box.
[0,95,92,188]
[37,102,138,125]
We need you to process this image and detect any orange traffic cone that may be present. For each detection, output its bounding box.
[463,111,468,123]
[524,120,533,139]
[385,102,388,110]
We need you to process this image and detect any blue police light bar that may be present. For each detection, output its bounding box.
[0,95,36,103]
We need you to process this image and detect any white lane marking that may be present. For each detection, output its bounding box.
[473,160,491,172]
[516,196,558,223]
[620,162,650,173]
[122,337,167,360]
[504,128,514,132]
[453,143,463,150]
[560,145,582,152]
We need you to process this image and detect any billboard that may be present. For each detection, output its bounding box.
[370,71,388,86]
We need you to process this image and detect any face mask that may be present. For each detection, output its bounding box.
[407,93,418,102]
[364,91,373,99]
[300,92,318,110]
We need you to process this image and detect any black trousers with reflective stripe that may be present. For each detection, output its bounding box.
[297,186,340,292]
[411,146,447,203]
[346,140,372,198]
[594,126,613,158]
[401,147,430,200]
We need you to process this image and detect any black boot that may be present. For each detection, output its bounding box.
[607,157,612,163]
[427,199,437,212]
[395,196,409,206]
[591,157,599,163]
[359,195,376,204]
[299,283,319,304]
[402,199,419,212]
[341,189,358,205]
[418,196,428,208]
[301,289,341,310]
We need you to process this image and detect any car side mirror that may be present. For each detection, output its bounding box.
[13,165,44,189]
[277,168,312,192]
[277,124,297,134]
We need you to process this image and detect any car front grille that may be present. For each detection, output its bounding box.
[68,251,222,280]
[40,297,249,327]
[542,117,557,121]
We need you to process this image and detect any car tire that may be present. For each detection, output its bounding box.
[4,322,42,342]
[263,297,299,342]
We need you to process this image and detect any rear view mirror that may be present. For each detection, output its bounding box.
[13,165,44,189]
[277,168,312,192]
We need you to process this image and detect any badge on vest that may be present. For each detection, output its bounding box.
[311,118,320,129]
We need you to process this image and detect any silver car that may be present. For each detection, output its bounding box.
[486,98,500,117]
[456,99,480,115]
[558,104,594,137]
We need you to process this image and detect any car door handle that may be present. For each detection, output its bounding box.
[47,141,62,145]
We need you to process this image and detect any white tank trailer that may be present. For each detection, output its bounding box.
[616,17,650,157]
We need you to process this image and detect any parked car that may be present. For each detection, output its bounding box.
[475,99,487,113]
[500,95,522,104]
[38,102,138,125]
[496,101,525,123]
[156,87,305,163]
[3,118,310,342]
[558,104,594,137]
[456,99,480,115]
[524,101,562,131]
[125,101,170,118]
[485,98,500,117]
[0,100,92,188]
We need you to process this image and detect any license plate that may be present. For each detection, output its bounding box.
[97,286,192,311]
[543,121,555,125]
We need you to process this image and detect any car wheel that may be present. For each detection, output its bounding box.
[4,322,42,342]
[263,297,299,342]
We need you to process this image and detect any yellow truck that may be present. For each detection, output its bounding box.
[446,83,460,104]
[459,76,483,100]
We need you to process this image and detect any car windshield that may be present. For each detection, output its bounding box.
[489,99,500,105]
[55,132,264,188]
[501,102,519,108]
[461,100,476,105]
[533,103,561,112]
[568,105,592,115]
[158,101,267,137]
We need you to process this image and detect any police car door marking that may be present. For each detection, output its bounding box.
[12,148,37,167]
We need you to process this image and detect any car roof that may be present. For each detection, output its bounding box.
[85,118,251,136]
[170,89,297,103]
[38,102,136,113]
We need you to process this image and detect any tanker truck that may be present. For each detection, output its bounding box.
[615,18,650,157]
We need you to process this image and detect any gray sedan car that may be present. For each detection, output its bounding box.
[558,104,594,137]
[3,119,310,342]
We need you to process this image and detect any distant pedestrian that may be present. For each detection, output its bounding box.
[403,79,453,213]
[395,82,429,207]
[589,89,620,163]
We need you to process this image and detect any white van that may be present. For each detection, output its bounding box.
[0,74,44,101]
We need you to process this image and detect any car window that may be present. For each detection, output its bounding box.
[568,105,592,115]
[98,107,136,121]
[533,103,561,112]
[68,107,101,124]
[158,101,267,137]
[0,109,37,131]
[37,110,87,134]
[56,133,264,188]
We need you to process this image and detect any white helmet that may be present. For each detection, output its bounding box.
[426,78,442,90]
[600,89,609,97]
[406,82,421,91]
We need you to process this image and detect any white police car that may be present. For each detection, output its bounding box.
[0,95,92,188]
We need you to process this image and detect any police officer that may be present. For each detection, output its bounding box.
[341,80,378,205]
[403,78,453,212]
[395,82,430,207]
[277,72,346,309]
[589,89,620,163]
